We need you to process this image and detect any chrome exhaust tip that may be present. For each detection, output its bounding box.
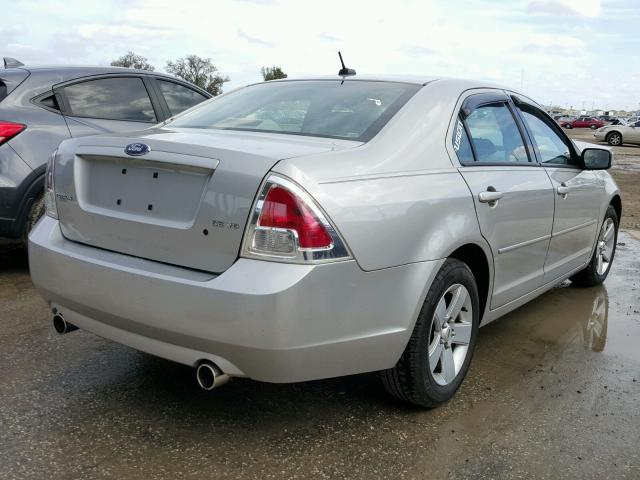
[53,314,78,334]
[196,361,230,390]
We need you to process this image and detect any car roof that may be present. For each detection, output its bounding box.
[6,64,177,78]
[264,74,441,85]
[0,65,180,80]
[252,74,511,91]
[1,64,211,96]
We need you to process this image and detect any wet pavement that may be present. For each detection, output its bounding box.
[1,233,640,479]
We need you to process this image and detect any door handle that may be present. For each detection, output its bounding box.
[557,184,571,197]
[478,190,504,204]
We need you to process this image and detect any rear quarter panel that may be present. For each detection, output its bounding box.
[307,171,484,271]
[1,71,71,170]
[273,80,491,272]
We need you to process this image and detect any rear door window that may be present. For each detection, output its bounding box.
[464,103,529,163]
[0,81,7,103]
[157,80,208,116]
[62,77,156,122]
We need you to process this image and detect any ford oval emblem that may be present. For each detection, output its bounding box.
[124,143,151,156]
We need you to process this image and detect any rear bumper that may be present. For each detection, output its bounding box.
[29,217,440,382]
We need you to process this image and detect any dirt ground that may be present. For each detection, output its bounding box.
[0,128,639,479]
[566,128,640,230]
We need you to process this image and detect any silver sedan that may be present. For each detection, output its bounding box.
[29,75,621,407]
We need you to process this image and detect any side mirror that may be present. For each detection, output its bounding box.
[582,148,611,170]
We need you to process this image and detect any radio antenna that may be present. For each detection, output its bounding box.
[338,51,356,76]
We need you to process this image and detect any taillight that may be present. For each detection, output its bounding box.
[44,149,58,219]
[241,175,350,263]
[0,121,26,146]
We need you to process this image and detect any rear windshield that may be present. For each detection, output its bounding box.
[168,80,420,142]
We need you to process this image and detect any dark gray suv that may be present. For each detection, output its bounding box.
[0,58,211,241]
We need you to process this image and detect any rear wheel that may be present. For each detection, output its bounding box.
[606,132,622,146]
[565,124,573,129]
[381,258,480,407]
[590,124,598,130]
[22,193,45,245]
[571,205,618,287]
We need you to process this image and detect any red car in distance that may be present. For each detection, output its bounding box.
[561,116,605,129]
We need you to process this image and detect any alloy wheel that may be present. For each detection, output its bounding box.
[428,284,473,386]
[596,218,615,276]
[608,133,621,146]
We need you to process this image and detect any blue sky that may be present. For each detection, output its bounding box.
[2,0,639,110]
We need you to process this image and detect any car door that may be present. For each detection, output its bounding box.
[453,92,555,309]
[55,76,160,136]
[627,121,640,142]
[513,99,603,282]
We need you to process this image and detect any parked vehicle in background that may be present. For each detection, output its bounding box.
[0,57,211,242]
[29,75,621,407]
[594,120,640,146]
[561,116,605,129]
[555,116,575,124]
[609,118,630,126]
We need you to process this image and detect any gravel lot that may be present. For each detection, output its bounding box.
[1,129,639,479]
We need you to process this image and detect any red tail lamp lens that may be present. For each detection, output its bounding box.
[259,186,332,249]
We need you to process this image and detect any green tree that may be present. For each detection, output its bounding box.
[166,55,229,96]
[261,66,288,81]
[110,51,155,71]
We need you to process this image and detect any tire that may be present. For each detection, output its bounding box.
[22,193,45,245]
[381,258,480,408]
[606,132,622,146]
[590,124,598,130]
[570,205,618,287]
[565,124,572,129]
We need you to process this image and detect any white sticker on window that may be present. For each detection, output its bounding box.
[453,119,464,152]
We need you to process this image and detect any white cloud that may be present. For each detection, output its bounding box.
[525,33,584,49]
[527,0,601,17]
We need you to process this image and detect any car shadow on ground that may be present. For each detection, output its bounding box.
[0,243,29,273]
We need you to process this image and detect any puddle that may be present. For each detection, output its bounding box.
[479,232,640,365]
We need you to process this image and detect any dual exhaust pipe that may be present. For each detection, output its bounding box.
[52,313,230,390]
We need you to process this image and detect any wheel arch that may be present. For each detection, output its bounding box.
[610,194,622,222]
[448,243,492,323]
[3,163,45,238]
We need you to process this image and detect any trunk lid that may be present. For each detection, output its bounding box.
[55,128,359,272]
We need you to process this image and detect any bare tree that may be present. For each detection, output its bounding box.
[110,51,155,71]
[261,66,288,81]
[166,55,230,96]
